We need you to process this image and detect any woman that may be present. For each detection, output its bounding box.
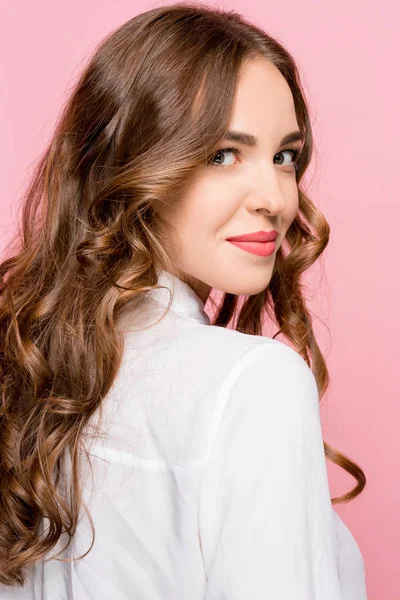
[0,3,368,598]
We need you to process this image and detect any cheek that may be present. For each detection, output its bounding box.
[284,182,299,220]
[176,179,237,234]
[289,197,299,221]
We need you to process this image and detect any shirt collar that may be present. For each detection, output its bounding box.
[149,268,211,325]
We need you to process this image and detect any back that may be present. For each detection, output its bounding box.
[1,270,367,599]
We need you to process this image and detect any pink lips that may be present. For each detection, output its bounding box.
[228,240,276,257]
[226,229,278,257]
[226,230,278,243]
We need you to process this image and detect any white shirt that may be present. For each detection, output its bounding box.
[2,269,367,599]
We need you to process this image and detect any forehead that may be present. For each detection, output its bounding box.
[231,57,298,132]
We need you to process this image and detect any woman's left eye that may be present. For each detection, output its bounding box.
[274,147,301,169]
[209,147,301,169]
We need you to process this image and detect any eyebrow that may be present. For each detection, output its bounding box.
[223,130,305,147]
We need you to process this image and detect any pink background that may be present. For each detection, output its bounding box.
[1,1,399,597]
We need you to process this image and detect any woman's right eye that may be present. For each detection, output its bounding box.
[209,147,241,168]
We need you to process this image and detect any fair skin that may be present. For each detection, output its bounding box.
[157,57,303,305]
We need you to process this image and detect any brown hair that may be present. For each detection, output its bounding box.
[0,1,366,587]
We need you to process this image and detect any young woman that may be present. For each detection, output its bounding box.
[0,3,368,598]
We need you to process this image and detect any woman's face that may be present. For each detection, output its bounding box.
[157,57,304,304]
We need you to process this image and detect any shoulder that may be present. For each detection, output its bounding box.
[201,326,317,399]
[198,334,325,508]
[207,335,320,450]
[198,326,315,394]
[230,336,317,393]
[177,321,299,363]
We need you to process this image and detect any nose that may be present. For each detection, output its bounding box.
[246,164,288,215]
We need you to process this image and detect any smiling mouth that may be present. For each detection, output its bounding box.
[227,239,276,257]
[226,230,279,243]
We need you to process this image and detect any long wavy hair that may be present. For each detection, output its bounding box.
[0,1,366,587]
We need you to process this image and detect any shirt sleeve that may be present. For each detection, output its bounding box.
[198,341,343,600]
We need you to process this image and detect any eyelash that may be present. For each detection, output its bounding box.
[209,146,302,170]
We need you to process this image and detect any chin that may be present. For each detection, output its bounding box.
[226,279,271,296]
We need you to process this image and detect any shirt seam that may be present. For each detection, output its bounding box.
[195,339,278,582]
[199,339,276,466]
